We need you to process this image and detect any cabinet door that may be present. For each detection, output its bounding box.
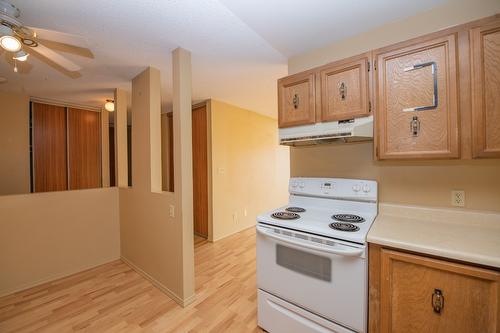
[471,20,500,158]
[278,72,316,128]
[375,34,459,159]
[320,54,371,122]
[380,249,500,333]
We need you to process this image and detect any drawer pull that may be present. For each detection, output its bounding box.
[402,61,438,112]
[293,94,300,109]
[432,288,444,314]
[339,82,347,100]
[410,116,420,137]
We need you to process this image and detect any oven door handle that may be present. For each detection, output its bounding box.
[256,225,364,257]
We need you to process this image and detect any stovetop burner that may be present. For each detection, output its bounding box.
[332,214,365,223]
[285,207,306,213]
[329,222,360,232]
[272,212,300,220]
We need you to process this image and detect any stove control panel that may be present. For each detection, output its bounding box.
[289,177,377,202]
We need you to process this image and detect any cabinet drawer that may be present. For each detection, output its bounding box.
[375,34,460,159]
[278,72,316,128]
[380,249,500,333]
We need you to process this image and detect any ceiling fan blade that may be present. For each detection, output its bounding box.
[30,42,82,72]
[27,26,88,48]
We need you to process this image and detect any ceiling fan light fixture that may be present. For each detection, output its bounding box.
[13,50,28,61]
[104,99,115,112]
[0,35,22,52]
[21,38,37,47]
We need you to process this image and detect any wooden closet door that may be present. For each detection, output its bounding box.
[320,53,371,122]
[375,34,459,159]
[471,20,500,158]
[192,105,208,238]
[68,108,101,190]
[32,102,68,192]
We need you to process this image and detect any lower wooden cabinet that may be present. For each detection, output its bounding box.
[369,244,500,333]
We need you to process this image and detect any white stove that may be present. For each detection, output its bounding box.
[256,177,378,333]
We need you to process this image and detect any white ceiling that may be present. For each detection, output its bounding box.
[220,0,447,57]
[0,0,446,118]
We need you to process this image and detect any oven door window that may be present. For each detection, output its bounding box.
[276,244,331,282]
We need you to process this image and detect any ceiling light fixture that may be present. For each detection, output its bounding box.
[0,25,22,52]
[13,50,28,61]
[104,99,115,112]
[0,35,22,52]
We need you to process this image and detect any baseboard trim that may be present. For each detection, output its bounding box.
[0,257,120,298]
[120,256,195,307]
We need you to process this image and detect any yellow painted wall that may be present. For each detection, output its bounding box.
[210,100,290,241]
[0,91,30,195]
[288,0,500,212]
[0,188,120,296]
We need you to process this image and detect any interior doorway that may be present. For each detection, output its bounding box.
[162,103,209,239]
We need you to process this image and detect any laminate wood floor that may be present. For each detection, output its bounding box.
[0,227,264,333]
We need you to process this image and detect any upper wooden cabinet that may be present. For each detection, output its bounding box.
[471,20,500,158]
[319,54,371,122]
[369,245,500,333]
[374,34,460,159]
[278,53,372,128]
[278,72,316,128]
[278,14,500,160]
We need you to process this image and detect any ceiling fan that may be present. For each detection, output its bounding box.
[0,0,91,73]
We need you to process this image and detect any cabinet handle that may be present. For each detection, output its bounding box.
[339,82,346,100]
[293,94,300,109]
[431,289,444,314]
[402,61,438,112]
[410,116,420,137]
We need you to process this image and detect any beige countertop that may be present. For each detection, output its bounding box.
[367,203,500,269]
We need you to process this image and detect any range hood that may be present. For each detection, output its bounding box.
[279,116,373,147]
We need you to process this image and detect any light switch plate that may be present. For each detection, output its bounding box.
[451,190,465,207]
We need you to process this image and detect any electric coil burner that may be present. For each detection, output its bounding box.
[329,222,360,232]
[285,207,306,213]
[332,214,365,223]
[271,211,300,220]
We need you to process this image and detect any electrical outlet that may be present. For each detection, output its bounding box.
[451,190,465,207]
[244,209,248,217]
[169,204,175,217]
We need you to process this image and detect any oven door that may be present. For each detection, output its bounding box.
[256,224,367,333]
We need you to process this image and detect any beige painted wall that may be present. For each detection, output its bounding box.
[120,61,195,306]
[288,0,500,212]
[291,143,500,211]
[0,91,30,195]
[210,100,290,241]
[0,188,120,296]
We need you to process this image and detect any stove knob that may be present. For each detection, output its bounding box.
[362,185,371,193]
[352,184,361,192]
[291,182,298,189]
[299,182,305,189]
